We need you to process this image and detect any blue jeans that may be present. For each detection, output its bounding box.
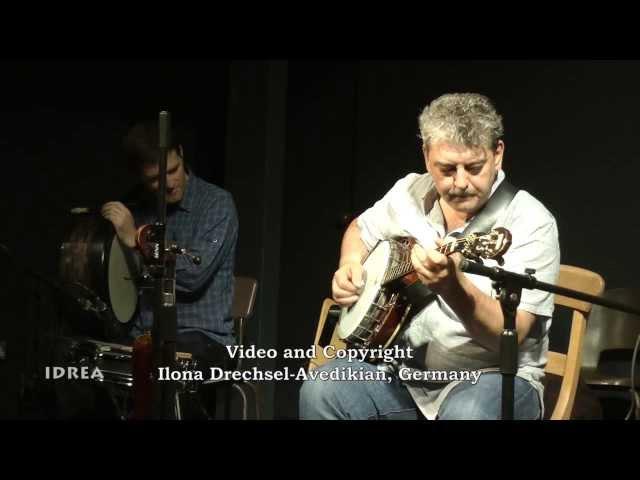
[299,358,541,420]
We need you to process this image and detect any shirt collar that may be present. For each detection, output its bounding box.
[176,174,196,213]
[424,169,506,235]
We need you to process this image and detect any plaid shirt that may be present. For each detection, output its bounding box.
[131,174,238,346]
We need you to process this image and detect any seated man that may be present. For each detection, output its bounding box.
[101,120,239,407]
[299,93,560,420]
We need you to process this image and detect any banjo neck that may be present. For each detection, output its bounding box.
[381,235,482,285]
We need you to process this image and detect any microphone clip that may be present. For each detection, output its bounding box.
[135,223,201,269]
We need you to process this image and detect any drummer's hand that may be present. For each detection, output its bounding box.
[101,201,136,248]
[332,261,366,307]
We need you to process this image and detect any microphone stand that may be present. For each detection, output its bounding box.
[141,111,201,420]
[459,258,640,420]
[133,111,184,420]
[147,111,178,420]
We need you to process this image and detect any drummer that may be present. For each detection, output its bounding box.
[101,119,239,370]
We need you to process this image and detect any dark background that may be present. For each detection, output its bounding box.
[0,60,637,420]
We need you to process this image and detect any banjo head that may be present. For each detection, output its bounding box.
[337,241,391,340]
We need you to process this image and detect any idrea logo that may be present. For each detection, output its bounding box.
[44,366,105,381]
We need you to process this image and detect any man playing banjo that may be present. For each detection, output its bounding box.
[299,93,560,420]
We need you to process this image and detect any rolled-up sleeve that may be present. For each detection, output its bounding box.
[357,173,423,250]
[503,218,560,318]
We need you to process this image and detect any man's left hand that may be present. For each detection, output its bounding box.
[410,238,462,294]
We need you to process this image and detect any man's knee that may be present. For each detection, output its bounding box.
[299,376,339,419]
[299,377,325,407]
[437,375,541,420]
[438,391,496,420]
[299,359,362,419]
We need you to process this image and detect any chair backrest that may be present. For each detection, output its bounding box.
[581,288,640,370]
[232,276,258,320]
[308,298,344,371]
[545,264,605,419]
[232,276,258,346]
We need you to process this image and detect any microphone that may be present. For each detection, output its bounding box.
[158,111,171,149]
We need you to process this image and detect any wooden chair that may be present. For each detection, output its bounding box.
[308,298,343,372]
[308,265,605,420]
[543,265,605,419]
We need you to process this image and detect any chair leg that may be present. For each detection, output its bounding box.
[199,382,258,420]
[243,381,260,420]
[223,383,233,419]
[174,391,182,420]
[231,383,249,420]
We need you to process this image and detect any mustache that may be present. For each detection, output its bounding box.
[448,191,474,198]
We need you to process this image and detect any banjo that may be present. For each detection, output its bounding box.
[337,228,512,349]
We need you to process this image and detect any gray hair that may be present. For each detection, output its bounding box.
[418,93,504,150]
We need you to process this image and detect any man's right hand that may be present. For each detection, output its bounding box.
[332,262,366,306]
[101,201,137,248]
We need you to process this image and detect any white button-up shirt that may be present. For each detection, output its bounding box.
[357,170,560,418]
